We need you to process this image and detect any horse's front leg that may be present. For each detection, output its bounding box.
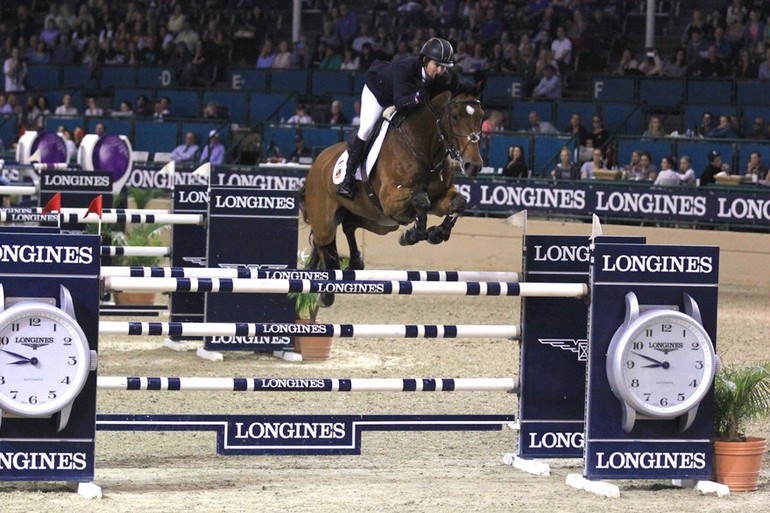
[398,191,430,246]
[315,239,341,307]
[342,218,364,270]
[426,191,467,245]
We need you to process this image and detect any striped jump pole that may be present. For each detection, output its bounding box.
[101,247,170,258]
[103,277,588,298]
[97,376,519,393]
[0,211,204,225]
[0,207,170,215]
[100,266,519,282]
[0,186,37,195]
[99,321,520,339]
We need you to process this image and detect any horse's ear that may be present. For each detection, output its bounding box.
[472,70,487,95]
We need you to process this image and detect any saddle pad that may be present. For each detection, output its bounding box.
[332,116,392,185]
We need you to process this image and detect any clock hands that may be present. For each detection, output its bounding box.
[631,351,670,369]
[1,349,39,366]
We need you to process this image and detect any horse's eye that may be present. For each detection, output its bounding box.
[451,114,460,122]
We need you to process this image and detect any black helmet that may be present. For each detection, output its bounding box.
[420,37,454,68]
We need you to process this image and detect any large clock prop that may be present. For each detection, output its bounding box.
[0,230,100,483]
[585,242,719,481]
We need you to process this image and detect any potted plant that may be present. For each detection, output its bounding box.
[712,361,770,492]
[126,186,164,210]
[110,223,169,305]
[286,251,335,360]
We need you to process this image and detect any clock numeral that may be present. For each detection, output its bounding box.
[28,318,41,327]
[0,337,7,345]
[625,360,635,369]
[48,391,57,400]
[691,342,700,350]
[678,393,685,401]
[661,323,672,333]
[67,356,77,366]
[682,329,686,337]
[63,337,72,346]
[645,329,652,337]
[695,360,704,369]
[643,393,651,402]
[0,376,4,384]
[630,379,640,388]
[689,379,698,387]
[61,376,71,384]
[10,323,19,332]
[10,390,18,399]
[660,397,668,406]
[632,342,643,350]
[28,395,37,405]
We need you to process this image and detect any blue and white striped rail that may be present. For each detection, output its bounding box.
[0,207,169,215]
[0,185,37,195]
[101,247,170,258]
[97,376,519,392]
[99,321,520,338]
[101,266,519,282]
[0,211,204,225]
[103,277,588,297]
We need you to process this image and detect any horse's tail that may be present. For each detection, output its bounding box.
[296,180,322,269]
[297,181,310,224]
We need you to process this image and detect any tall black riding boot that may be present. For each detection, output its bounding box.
[337,136,365,199]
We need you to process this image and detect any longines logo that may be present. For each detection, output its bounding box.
[16,336,54,350]
[42,174,110,187]
[649,342,683,354]
[0,244,93,264]
[538,339,587,361]
[601,254,713,274]
[533,244,589,263]
[213,195,294,210]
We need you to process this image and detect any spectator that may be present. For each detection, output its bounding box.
[580,148,605,179]
[0,94,12,114]
[175,20,200,53]
[3,47,26,92]
[358,43,376,70]
[527,111,558,134]
[625,150,643,178]
[352,23,376,54]
[712,27,733,60]
[154,97,171,120]
[551,147,579,180]
[202,101,226,119]
[54,94,78,116]
[391,41,412,62]
[256,40,275,69]
[587,115,609,150]
[135,95,152,117]
[695,45,728,77]
[272,40,293,69]
[171,132,200,163]
[551,26,572,78]
[351,100,361,126]
[616,48,640,75]
[325,100,349,125]
[727,0,747,26]
[335,3,359,47]
[682,9,711,45]
[112,100,134,118]
[180,40,209,86]
[40,19,59,50]
[94,123,106,137]
[502,145,528,178]
[319,45,342,70]
[289,134,313,164]
[57,126,77,162]
[340,47,360,70]
[167,4,186,34]
[734,49,759,78]
[684,29,707,68]
[726,12,747,48]
[52,32,76,64]
[463,43,488,72]
[287,105,313,125]
[482,111,505,133]
[532,64,562,99]
[745,151,768,179]
[629,151,658,181]
[695,111,714,137]
[639,48,664,76]
[700,150,725,186]
[758,48,770,79]
[28,39,51,64]
[642,116,666,139]
[744,10,764,50]
[654,156,680,186]
[706,114,737,138]
[678,155,697,185]
[487,43,505,73]
[746,117,767,139]
[199,130,225,165]
[84,97,104,117]
[28,95,51,129]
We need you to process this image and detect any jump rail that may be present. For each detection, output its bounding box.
[100,266,519,282]
[97,376,519,392]
[0,212,204,225]
[99,321,521,338]
[0,207,170,215]
[103,277,588,297]
[101,247,170,257]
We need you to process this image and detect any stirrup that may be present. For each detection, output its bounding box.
[337,177,356,199]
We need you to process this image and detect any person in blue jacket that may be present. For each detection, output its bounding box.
[337,37,455,199]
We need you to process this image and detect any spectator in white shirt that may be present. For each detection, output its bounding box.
[654,156,680,186]
[678,155,696,185]
[550,26,572,77]
[532,64,562,99]
[286,104,313,124]
[84,96,104,116]
[54,94,78,116]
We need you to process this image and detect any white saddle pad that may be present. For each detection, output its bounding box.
[332,108,396,185]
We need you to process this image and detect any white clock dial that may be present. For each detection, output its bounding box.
[0,303,90,416]
[620,310,715,417]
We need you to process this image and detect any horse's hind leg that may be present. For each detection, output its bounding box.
[427,192,467,244]
[315,239,341,307]
[399,191,430,246]
[342,218,364,270]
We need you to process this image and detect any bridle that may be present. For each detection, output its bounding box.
[423,94,482,165]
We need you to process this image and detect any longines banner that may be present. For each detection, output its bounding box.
[6,163,766,228]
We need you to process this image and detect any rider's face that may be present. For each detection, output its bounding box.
[425,60,447,79]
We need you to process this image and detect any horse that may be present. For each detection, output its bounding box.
[298,74,485,307]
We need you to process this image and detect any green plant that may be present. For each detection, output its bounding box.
[288,250,348,322]
[110,223,169,267]
[713,362,770,442]
[127,187,163,209]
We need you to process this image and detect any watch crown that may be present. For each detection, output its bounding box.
[89,350,98,371]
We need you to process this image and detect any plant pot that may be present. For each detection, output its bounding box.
[113,291,157,306]
[297,335,333,360]
[713,437,768,492]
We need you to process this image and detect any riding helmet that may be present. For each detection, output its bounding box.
[420,37,455,68]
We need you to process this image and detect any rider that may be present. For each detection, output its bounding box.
[336,37,455,199]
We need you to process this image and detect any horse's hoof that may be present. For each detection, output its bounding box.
[348,258,365,270]
[427,227,449,244]
[318,292,335,308]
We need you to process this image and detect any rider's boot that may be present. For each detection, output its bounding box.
[337,136,365,200]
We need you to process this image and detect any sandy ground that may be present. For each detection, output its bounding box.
[1,217,769,513]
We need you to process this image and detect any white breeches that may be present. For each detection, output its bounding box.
[356,85,384,142]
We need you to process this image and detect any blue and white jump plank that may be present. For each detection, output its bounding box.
[101,266,519,282]
[0,207,169,215]
[0,211,204,225]
[96,376,519,393]
[101,247,170,257]
[99,321,521,339]
[103,277,588,297]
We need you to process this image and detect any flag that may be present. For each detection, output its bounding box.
[41,193,61,214]
[505,210,528,235]
[84,195,103,219]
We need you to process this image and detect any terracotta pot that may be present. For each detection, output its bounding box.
[713,437,768,492]
[113,291,157,306]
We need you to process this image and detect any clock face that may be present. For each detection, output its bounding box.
[619,310,715,418]
[0,304,90,416]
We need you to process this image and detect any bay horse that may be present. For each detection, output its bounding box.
[298,74,485,307]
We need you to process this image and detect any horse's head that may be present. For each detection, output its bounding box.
[433,74,485,177]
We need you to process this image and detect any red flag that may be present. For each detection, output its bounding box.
[84,195,103,219]
[41,193,61,214]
